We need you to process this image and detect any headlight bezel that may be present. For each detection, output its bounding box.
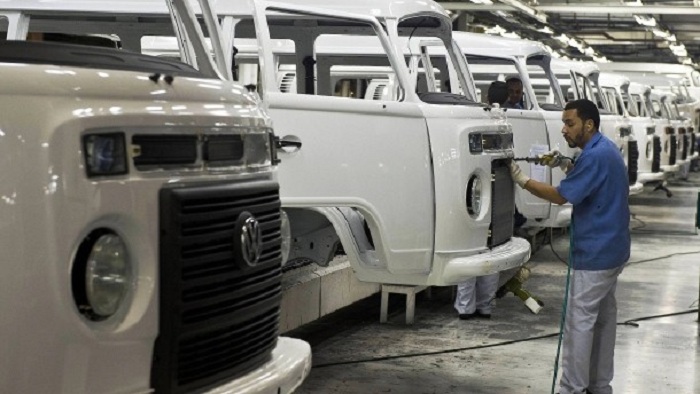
[72,228,132,322]
[466,174,483,217]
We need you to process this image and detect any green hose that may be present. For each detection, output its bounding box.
[551,220,573,394]
[696,191,699,231]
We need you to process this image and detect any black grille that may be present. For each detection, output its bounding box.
[627,140,639,185]
[489,159,514,248]
[153,181,283,394]
[134,135,198,167]
[651,136,661,173]
[682,134,689,160]
[669,135,677,165]
[691,133,697,156]
[133,133,264,169]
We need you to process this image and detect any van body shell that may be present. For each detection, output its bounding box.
[0,1,311,393]
[453,32,575,228]
[599,72,666,185]
[204,0,531,286]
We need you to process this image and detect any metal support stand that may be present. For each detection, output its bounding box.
[380,284,427,325]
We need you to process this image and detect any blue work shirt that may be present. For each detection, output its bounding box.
[557,132,631,270]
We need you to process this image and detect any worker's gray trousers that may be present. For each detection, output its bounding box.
[453,273,499,314]
[559,265,624,394]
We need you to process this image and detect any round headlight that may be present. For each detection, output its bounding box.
[72,230,131,321]
[466,175,482,217]
[279,209,291,265]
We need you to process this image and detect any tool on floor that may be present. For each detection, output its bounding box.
[496,266,544,314]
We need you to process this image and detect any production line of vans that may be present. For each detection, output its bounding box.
[0,0,698,393]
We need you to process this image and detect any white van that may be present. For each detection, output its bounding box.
[659,91,694,177]
[0,1,312,393]
[453,32,573,229]
[599,72,667,186]
[598,62,700,130]
[648,89,682,174]
[625,81,668,184]
[552,59,643,195]
[145,0,529,286]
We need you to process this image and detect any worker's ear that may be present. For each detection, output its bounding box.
[585,119,593,132]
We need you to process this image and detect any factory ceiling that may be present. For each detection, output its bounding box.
[438,0,700,67]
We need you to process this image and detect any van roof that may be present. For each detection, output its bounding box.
[551,58,599,77]
[4,0,448,23]
[453,31,549,59]
[628,82,651,95]
[219,0,448,19]
[598,62,695,75]
[599,72,630,89]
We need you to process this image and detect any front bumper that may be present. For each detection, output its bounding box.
[662,164,680,173]
[629,182,644,196]
[637,171,666,184]
[205,338,312,394]
[440,237,531,285]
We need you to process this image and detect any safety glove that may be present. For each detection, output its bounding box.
[537,149,572,173]
[508,160,530,188]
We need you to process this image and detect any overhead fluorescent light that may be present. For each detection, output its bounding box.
[537,26,554,35]
[485,25,507,35]
[633,15,656,27]
[652,28,671,39]
[498,0,548,23]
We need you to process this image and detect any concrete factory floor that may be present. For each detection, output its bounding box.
[287,171,700,394]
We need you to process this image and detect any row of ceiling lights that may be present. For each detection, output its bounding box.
[449,0,698,67]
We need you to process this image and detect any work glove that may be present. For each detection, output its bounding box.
[509,160,530,188]
[537,149,572,173]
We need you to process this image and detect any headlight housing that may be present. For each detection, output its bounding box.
[468,132,513,153]
[618,126,632,138]
[83,133,128,177]
[72,229,132,321]
[466,174,482,217]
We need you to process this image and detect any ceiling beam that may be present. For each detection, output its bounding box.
[437,3,700,15]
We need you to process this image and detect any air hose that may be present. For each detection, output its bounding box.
[551,220,573,394]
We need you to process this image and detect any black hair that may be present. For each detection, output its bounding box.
[505,77,522,87]
[487,81,508,105]
[564,99,600,131]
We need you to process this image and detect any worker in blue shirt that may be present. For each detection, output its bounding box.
[509,99,630,394]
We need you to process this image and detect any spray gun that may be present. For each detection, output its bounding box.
[496,266,544,314]
[513,157,545,163]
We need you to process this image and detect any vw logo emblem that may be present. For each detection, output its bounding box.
[234,212,262,267]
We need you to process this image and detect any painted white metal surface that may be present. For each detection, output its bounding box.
[46,0,528,285]
[454,32,576,228]
[0,1,311,392]
[247,0,529,285]
[650,89,680,173]
[204,338,311,394]
[0,61,313,393]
